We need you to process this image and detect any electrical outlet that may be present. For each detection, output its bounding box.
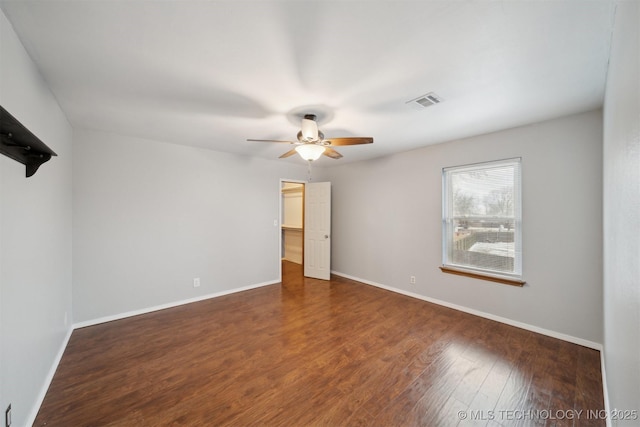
[410,276,416,284]
[5,404,11,427]
[193,278,201,288]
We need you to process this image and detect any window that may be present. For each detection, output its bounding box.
[441,158,523,285]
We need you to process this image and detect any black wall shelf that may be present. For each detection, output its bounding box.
[0,105,57,177]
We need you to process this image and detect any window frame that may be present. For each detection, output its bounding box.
[441,158,524,286]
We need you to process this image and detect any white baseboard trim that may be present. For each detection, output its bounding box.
[332,270,603,351]
[27,325,74,427]
[74,279,280,329]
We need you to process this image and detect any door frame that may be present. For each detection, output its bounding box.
[278,178,306,281]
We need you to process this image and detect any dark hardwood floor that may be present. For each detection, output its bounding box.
[34,261,604,426]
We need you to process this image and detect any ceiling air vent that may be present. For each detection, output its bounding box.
[407,92,443,109]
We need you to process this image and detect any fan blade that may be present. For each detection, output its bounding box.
[247,139,295,143]
[323,147,343,159]
[324,137,373,146]
[279,149,298,158]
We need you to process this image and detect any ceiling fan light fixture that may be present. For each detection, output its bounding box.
[248,111,372,161]
[301,115,318,141]
[295,144,325,161]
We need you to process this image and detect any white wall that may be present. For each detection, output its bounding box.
[73,129,307,323]
[603,1,640,422]
[0,9,73,427]
[325,110,603,345]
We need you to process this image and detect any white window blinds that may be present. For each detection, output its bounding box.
[442,158,522,278]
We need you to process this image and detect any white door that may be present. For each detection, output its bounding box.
[304,182,331,280]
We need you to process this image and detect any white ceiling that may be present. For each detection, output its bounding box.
[1,0,616,165]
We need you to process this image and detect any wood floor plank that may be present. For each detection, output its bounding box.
[34,261,604,426]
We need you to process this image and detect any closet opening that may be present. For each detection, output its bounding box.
[281,181,305,267]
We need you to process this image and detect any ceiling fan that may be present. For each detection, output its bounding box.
[247,114,373,161]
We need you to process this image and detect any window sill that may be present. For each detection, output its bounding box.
[440,266,525,287]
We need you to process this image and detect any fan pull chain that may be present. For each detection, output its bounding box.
[307,160,313,182]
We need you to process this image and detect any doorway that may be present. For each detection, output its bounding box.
[279,179,332,281]
[281,181,305,265]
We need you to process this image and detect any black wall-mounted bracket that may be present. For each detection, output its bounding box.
[1,105,57,177]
